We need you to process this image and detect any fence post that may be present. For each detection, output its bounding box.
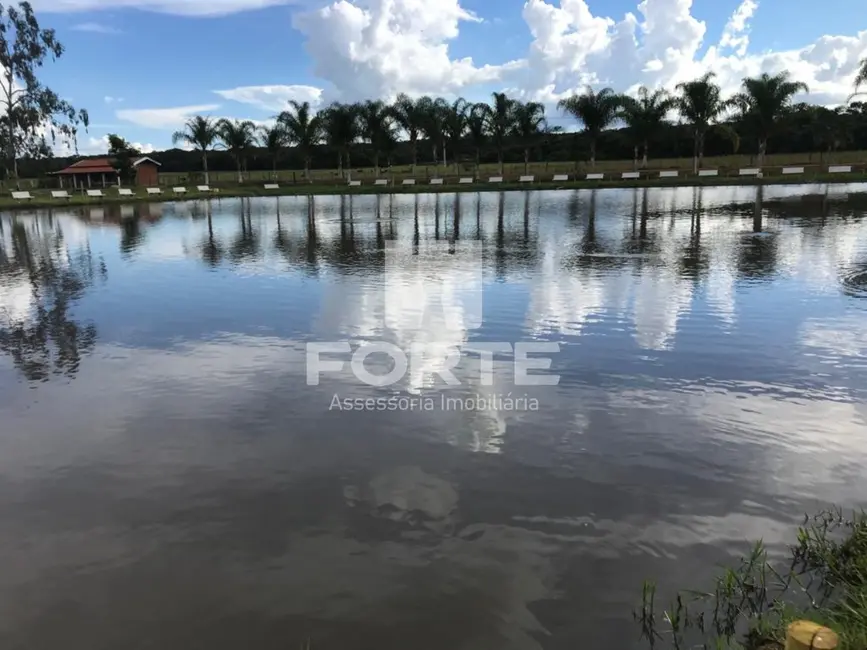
[785,621,838,650]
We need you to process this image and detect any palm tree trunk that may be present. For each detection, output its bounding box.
[692,131,699,174]
[524,148,530,174]
[373,151,380,177]
[758,137,767,167]
[442,141,447,171]
[411,140,417,175]
[633,145,638,171]
[498,148,504,175]
[590,139,597,171]
[337,151,343,179]
[237,159,242,184]
[304,155,310,182]
[202,151,210,185]
[642,140,649,168]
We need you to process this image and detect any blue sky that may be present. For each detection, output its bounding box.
[27,0,867,154]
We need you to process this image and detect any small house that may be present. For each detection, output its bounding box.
[52,156,161,188]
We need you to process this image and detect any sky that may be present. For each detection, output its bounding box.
[25,0,867,155]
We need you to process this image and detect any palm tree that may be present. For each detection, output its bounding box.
[466,104,488,175]
[617,86,676,169]
[218,119,258,183]
[417,96,449,171]
[359,100,396,176]
[172,115,218,185]
[391,93,427,174]
[732,72,808,166]
[321,102,361,179]
[442,98,469,172]
[259,124,289,178]
[676,73,734,173]
[485,92,516,175]
[277,100,323,181]
[557,87,620,170]
[510,101,547,174]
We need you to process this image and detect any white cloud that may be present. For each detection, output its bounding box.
[34,0,294,17]
[70,21,121,33]
[718,0,757,57]
[116,104,221,129]
[104,96,124,104]
[292,0,525,101]
[285,0,865,109]
[214,84,323,112]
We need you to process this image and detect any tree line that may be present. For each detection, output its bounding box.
[130,63,867,182]
[1,0,866,183]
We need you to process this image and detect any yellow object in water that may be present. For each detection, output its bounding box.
[785,621,839,650]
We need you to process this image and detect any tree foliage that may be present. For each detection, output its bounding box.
[0,1,88,179]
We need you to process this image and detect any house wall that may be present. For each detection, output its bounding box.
[135,163,159,186]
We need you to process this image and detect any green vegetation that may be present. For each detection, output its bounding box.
[637,509,867,650]
[0,1,87,180]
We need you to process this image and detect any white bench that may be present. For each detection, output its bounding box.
[11,191,32,200]
[51,190,70,199]
[739,168,761,176]
[659,171,679,178]
[348,180,361,187]
[263,183,279,189]
[829,165,852,173]
[458,177,474,184]
[196,185,211,192]
[488,176,503,183]
[146,187,162,195]
[698,169,719,177]
[622,172,640,180]
[86,189,104,198]
[430,178,443,185]
[552,174,569,181]
[782,167,804,175]
[374,179,388,186]
[173,187,187,194]
[519,175,534,182]
[118,188,134,196]
[586,173,604,180]
[402,179,416,185]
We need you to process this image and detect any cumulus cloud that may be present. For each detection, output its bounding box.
[292,0,524,101]
[116,104,221,129]
[33,0,294,17]
[214,84,323,112]
[286,0,865,109]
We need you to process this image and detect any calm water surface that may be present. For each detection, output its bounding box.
[1,185,867,649]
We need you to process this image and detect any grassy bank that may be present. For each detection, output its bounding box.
[2,172,866,212]
[637,508,867,650]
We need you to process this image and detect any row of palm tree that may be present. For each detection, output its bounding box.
[170,61,866,182]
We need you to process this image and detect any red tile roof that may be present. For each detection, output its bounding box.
[54,158,118,175]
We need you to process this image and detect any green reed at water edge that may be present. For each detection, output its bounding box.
[636,508,867,650]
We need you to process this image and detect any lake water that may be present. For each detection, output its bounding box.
[1,185,867,650]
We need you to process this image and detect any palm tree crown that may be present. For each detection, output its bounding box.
[557,86,620,169]
[855,57,867,94]
[259,124,289,174]
[618,86,675,168]
[171,115,218,184]
[732,71,808,164]
[675,72,732,172]
[511,101,547,173]
[391,93,428,173]
[277,100,323,180]
[321,102,361,178]
[218,119,258,182]
[359,99,397,174]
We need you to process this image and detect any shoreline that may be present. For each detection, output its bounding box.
[2,172,865,211]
